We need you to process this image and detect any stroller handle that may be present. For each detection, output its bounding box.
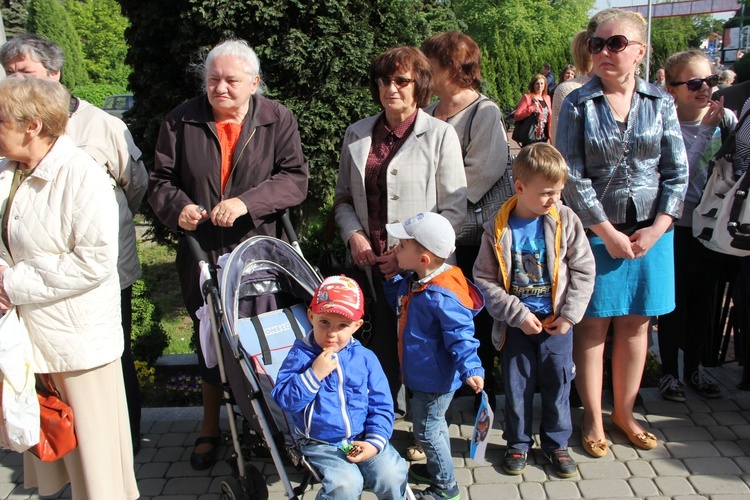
[184,231,223,317]
[280,211,303,256]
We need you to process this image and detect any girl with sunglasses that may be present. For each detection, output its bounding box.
[657,50,737,403]
[556,9,688,457]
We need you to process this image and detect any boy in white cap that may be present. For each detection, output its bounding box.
[384,212,484,500]
[272,275,408,498]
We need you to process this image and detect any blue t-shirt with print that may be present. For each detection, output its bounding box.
[509,214,552,315]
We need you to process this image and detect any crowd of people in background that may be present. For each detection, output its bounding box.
[0,5,748,498]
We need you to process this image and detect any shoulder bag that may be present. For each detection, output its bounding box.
[31,374,77,461]
[511,98,541,146]
[693,108,750,256]
[455,97,515,247]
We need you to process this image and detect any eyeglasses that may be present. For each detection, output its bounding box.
[376,76,414,88]
[670,74,720,91]
[588,35,643,54]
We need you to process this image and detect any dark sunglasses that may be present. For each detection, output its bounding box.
[670,74,720,91]
[376,76,414,88]
[588,35,643,54]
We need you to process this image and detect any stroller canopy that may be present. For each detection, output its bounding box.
[220,236,321,345]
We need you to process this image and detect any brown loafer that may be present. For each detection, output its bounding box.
[582,436,608,458]
[610,412,657,450]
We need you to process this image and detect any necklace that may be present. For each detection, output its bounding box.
[603,93,628,122]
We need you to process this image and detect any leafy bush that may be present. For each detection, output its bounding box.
[26,0,89,90]
[131,278,169,364]
[73,83,128,108]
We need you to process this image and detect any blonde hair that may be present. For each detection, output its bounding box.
[599,9,648,44]
[512,143,568,185]
[664,49,710,88]
[0,78,69,138]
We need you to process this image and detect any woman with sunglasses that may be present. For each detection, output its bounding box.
[556,9,688,457]
[657,50,736,403]
[550,8,620,146]
[512,74,551,147]
[333,46,466,428]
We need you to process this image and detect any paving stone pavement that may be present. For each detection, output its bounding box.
[1,361,750,499]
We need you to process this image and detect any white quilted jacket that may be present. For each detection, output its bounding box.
[0,135,123,373]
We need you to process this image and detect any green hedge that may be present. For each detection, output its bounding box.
[73,83,128,108]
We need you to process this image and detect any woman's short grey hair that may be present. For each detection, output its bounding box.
[0,33,64,75]
[720,69,736,83]
[199,39,264,95]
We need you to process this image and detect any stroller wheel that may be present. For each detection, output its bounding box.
[220,477,245,500]
[220,464,269,500]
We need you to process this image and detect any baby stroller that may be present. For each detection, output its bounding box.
[187,217,416,500]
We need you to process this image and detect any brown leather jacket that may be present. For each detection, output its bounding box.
[148,93,309,316]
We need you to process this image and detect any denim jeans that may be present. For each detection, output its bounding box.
[298,439,407,499]
[501,325,574,452]
[410,389,456,490]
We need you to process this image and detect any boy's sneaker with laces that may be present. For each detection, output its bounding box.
[544,449,578,478]
[417,484,460,500]
[688,370,721,398]
[409,463,435,485]
[659,374,687,402]
[502,448,527,475]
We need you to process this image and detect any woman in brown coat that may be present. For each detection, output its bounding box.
[148,39,308,470]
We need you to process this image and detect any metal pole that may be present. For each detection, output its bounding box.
[646,0,653,82]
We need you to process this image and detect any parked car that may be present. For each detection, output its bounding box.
[102,93,134,120]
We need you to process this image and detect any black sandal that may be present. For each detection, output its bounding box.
[190,435,221,470]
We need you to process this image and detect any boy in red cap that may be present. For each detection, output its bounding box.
[272,275,408,498]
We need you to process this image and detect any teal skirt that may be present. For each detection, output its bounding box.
[585,230,675,317]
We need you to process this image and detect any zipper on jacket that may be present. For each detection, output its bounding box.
[335,362,352,440]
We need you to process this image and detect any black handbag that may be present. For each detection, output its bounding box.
[455,97,515,246]
[511,112,538,146]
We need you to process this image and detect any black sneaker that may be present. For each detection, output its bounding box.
[659,374,687,402]
[544,449,578,478]
[417,484,460,500]
[502,447,527,475]
[688,370,721,398]
[409,463,435,485]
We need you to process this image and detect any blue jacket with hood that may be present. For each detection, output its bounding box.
[384,265,485,393]
[271,332,394,452]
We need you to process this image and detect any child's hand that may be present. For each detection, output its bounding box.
[466,376,484,394]
[311,348,338,380]
[543,316,572,335]
[345,441,377,463]
[519,313,543,335]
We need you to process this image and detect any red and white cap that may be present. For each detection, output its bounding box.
[310,275,365,321]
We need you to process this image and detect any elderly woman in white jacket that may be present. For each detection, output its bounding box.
[334,45,466,421]
[0,78,138,499]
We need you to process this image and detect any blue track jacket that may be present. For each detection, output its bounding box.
[384,265,485,393]
[271,332,394,452]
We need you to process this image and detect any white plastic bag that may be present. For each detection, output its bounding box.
[0,308,40,452]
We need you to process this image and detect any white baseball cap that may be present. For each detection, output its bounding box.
[386,212,456,259]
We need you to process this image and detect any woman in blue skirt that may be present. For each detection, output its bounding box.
[556,8,688,458]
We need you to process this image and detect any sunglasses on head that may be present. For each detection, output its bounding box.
[669,74,720,91]
[588,35,643,54]
[376,76,414,89]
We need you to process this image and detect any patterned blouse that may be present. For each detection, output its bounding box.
[556,76,688,228]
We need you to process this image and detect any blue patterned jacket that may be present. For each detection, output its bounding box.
[556,76,688,227]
